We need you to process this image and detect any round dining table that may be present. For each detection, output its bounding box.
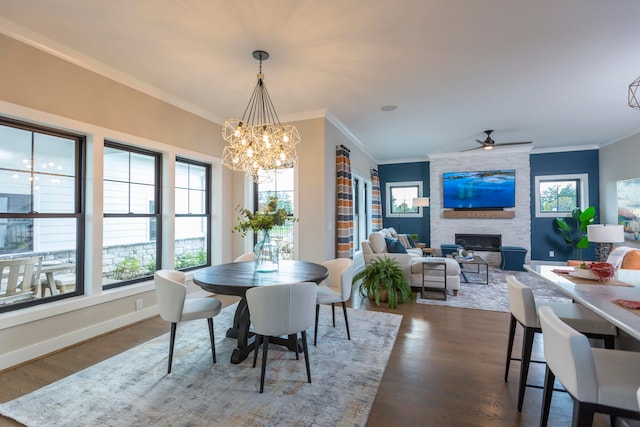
[193,260,329,364]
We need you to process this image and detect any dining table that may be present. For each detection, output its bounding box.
[524,264,640,341]
[193,259,329,364]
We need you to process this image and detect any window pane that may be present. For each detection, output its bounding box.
[130,183,155,214]
[103,147,130,181]
[104,181,130,213]
[391,186,418,213]
[33,133,76,174]
[0,125,31,170]
[189,189,205,214]
[130,153,156,185]
[35,174,76,213]
[175,217,207,269]
[1,217,79,307]
[175,188,189,214]
[539,180,577,213]
[0,171,32,213]
[103,217,157,285]
[175,162,189,188]
[189,164,206,190]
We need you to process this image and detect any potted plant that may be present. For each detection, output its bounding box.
[352,256,413,309]
[554,206,596,263]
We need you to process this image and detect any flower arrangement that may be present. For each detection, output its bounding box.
[232,196,297,237]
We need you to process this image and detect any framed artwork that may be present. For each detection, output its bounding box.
[617,177,640,241]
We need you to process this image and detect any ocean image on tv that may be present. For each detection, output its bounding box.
[443,170,516,209]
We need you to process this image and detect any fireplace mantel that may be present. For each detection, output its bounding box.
[443,210,515,219]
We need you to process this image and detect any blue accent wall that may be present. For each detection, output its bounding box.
[378,162,430,245]
[530,150,600,262]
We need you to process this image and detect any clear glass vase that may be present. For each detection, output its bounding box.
[254,230,279,272]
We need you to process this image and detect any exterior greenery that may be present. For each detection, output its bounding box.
[175,250,207,269]
[555,206,596,260]
[540,181,578,212]
[353,256,412,309]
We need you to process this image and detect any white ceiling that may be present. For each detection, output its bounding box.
[1,0,640,163]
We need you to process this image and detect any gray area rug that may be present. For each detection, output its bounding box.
[0,304,402,427]
[417,265,571,312]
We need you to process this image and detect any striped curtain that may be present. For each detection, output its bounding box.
[336,145,353,258]
[371,169,383,232]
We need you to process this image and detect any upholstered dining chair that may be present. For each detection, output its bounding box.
[246,282,317,393]
[154,269,222,374]
[505,275,617,412]
[233,252,255,262]
[314,258,354,346]
[538,306,640,427]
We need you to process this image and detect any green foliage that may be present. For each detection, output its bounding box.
[233,196,298,237]
[555,206,596,260]
[410,233,419,242]
[175,251,207,269]
[353,257,413,309]
[113,256,142,280]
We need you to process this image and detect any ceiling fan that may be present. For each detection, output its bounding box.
[466,130,532,151]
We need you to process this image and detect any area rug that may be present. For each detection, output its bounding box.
[0,304,402,427]
[416,265,571,312]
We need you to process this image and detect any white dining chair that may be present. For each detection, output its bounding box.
[233,252,255,262]
[246,282,317,393]
[314,258,354,346]
[504,275,616,412]
[538,306,640,426]
[154,269,222,374]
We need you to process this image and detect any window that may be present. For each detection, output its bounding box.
[353,174,371,252]
[103,142,161,288]
[256,168,295,259]
[385,181,423,218]
[535,174,589,218]
[175,158,210,271]
[0,118,84,312]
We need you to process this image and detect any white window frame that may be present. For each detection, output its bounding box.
[534,173,589,218]
[385,181,423,218]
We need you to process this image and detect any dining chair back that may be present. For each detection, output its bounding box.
[538,306,640,426]
[246,282,317,393]
[0,256,43,297]
[314,258,354,346]
[504,275,616,412]
[154,269,222,374]
[233,252,255,262]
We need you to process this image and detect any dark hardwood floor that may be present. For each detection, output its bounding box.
[0,290,611,426]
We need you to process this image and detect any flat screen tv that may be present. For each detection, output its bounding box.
[443,169,516,209]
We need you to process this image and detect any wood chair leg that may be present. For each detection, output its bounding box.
[505,314,517,381]
[259,336,270,393]
[342,302,351,340]
[314,304,320,346]
[207,318,216,364]
[301,331,311,384]
[517,326,536,412]
[168,322,177,374]
[540,366,555,427]
[252,335,262,368]
[572,400,595,427]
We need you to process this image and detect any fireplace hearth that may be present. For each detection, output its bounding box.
[455,234,502,252]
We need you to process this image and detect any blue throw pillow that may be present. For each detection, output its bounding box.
[385,237,407,254]
[407,235,417,248]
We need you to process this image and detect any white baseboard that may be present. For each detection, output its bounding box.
[0,306,158,372]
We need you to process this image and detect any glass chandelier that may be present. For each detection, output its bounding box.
[221,50,300,183]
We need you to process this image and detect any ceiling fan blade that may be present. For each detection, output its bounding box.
[463,145,484,152]
[475,139,486,145]
[495,141,532,146]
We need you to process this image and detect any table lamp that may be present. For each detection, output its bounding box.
[587,224,625,262]
[412,197,430,210]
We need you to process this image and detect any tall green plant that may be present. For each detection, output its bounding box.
[555,206,596,260]
[353,257,412,309]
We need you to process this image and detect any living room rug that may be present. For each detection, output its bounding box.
[416,265,571,312]
[0,304,402,427]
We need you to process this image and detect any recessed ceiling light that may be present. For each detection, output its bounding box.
[380,105,397,112]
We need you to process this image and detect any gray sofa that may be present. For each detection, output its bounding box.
[360,229,461,296]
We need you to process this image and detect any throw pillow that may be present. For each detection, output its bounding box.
[397,234,411,249]
[385,237,407,254]
[407,235,417,248]
[369,232,387,253]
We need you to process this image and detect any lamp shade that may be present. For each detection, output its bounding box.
[412,197,430,207]
[587,224,625,243]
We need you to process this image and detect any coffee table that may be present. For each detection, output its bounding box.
[455,255,489,285]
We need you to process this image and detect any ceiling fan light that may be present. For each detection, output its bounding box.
[483,145,493,150]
